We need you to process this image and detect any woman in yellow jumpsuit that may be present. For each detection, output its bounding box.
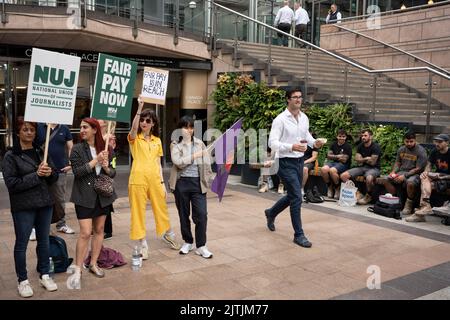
[128,95,180,259]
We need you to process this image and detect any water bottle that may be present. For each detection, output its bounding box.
[49,257,55,278]
[131,246,141,271]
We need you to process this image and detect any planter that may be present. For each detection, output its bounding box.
[241,163,260,186]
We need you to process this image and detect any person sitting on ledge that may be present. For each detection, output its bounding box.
[406,133,450,223]
[380,131,427,216]
[321,129,352,200]
[340,129,382,205]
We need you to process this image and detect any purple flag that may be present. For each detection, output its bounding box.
[211,118,243,201]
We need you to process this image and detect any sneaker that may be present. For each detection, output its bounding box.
[334,185,340,200]
[57,224,75,234]
[140,246,149,260]
[357,194,372,205]
[415,203,432,216]
[104,233,112,240]
[179,243,194,255]
[327,185,334,198]
[356,190,364,201]
[258,182,269,193]
[162,231,181,250]
[195,246,213,259]
[278,183,284,194]
[39,274,58,292]
[29,228,36,241]
[293,235,312,248]
[405,213,426,223]
[18,280,34,298]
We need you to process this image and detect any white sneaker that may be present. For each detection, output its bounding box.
[40,274,58,292]
[57,225,75,234]
[140,246,149,260]
[179,243,194,255]
[29,228,36,241]
[162,231,181,250]
[18,280,34,298]
[195,246,213,259]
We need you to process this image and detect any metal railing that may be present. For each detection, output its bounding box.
[210,1,450,140]
[333,24,450,77]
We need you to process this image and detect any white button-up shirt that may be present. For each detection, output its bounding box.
[295,7,310,25]
[274,5,295,26]
[269,109,316,158]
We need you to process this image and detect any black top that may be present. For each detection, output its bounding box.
[356,141,382,169]
[429,148,450,174]
[2,145,58,213]
[329,141,352,166]
[304,146,319,161]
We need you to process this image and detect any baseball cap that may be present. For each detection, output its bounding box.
[433,133,449,142]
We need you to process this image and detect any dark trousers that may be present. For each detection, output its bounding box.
[174,177,208,248]
[11,206,52,282]
[266,157,305,238]
[277,23,291,47]
[294,24,307,46]
[49,172,67,228]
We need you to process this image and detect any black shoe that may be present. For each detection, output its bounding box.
[104,233,112,240]
[304,190,323,203]
[312,186,324,201]
[293,235,312,248]
[265,209,275,232]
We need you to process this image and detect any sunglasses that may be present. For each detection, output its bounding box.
[140,118,152,124]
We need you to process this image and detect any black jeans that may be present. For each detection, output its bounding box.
[174,177,208,248]
[277,23,291,47]
[266,157,305,238]
[11,206,52,282]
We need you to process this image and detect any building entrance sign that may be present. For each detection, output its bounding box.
[91,53,137,123]
[24,48,81,125]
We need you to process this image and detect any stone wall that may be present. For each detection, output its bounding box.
[320,3,450,106]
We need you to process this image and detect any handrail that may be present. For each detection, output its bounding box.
[212,1,450,81]
[334,24,450,76]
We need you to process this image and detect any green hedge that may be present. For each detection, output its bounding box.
[211,73,406,174]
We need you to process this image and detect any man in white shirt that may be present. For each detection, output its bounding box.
[274,0,295,47]
[264,88,324,248]
[294,2,310,47]
[326,4,342,24]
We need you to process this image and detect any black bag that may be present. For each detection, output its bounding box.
[367,200,402,220]
[49,235,73,273]
[94,174,114,197]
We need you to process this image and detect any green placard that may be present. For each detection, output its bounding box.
[91,53,137,123]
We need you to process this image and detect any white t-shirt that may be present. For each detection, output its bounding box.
[89,146,102,175]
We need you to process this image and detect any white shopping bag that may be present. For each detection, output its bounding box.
[338,180,358,207]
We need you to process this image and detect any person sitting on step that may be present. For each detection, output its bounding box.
[340,129,382,205]
[301,139,319,197]
[321,129,352,200]
[380,131,427,216]
[406,133,450,222]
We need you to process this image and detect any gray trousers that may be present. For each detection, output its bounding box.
[49,172,67,228]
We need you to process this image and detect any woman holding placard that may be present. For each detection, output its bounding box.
[128,95,180,261]
[66,118,117,289]
[2,117,59,298]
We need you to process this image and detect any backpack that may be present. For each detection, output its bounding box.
[367,200,402,220]
[49,235,73,273]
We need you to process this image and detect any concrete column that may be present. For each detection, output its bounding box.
[248,0,257,43]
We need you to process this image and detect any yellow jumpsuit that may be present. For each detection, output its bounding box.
[128,133,170,240]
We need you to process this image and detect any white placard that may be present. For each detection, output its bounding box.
[25,48,80,125]
[141,67,169,105]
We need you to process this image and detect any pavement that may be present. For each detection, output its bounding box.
[1,170,450,300]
